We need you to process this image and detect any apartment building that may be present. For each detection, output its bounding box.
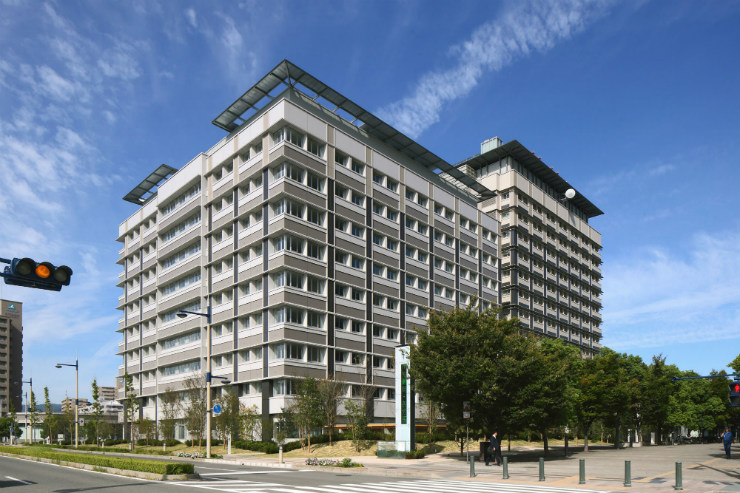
[0,299,23,417]
[457,137,603,354]
[99,386,116,402]
[116,60,501,437]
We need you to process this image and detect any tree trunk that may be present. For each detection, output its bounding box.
[543,429,549,454]
[583,422,591,452]
[614,418,621,449]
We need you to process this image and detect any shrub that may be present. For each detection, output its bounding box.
[0,446,193,474]
[405,449,426,459]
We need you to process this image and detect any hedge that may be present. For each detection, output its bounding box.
[0,446,193,475]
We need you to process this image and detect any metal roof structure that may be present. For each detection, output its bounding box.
[212,59,495,199]
[122,164,178,205]
[456,140,604,218]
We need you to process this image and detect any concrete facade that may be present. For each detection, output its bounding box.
[0,300,23,416]
[459,138,603,354]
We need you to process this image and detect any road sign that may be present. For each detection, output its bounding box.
[212,404,222,416]
[463,400,471,419]
[79,418,84,426]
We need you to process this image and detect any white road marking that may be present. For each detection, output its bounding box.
[5,476,31,485]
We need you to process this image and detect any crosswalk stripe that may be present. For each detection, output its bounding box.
[167,478,610,493]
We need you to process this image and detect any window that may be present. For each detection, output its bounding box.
[306,172,322,191]
[373,172,383,184]
[373,325,384,338]
[307,277,322,293]
[386,269,398,281]
[335,150,349,167]
[386,239,397,251]
[306,207,322,225]
[335,284,347,297]
[373,203,383,215]
[373,233,382,245]
[351,320,364,333]
[307,346,323,363]
[335,250,348,264]
[351,161,365,175]
[351,288,364,301]
[351,256,364,269]
[335,350,347,363]
[307,138,324,157]
[335,317,348,331]
[306,241,322,259]
[351,223,364,237]
[351,192,364,207]
[373,264,383,276]
[386,178,398,192]
[307,311,321,328]
[351,353,364,365]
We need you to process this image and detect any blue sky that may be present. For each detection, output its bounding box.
[0,0,738,402]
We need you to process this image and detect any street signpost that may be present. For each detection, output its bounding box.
[463,400,471,462]
[213,404,222,416]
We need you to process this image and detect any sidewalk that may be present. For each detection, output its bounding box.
[223,443,740,493]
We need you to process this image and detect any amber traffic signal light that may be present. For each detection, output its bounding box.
[2,257,73,291]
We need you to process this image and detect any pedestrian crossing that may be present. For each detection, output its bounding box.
[167,478,608,493]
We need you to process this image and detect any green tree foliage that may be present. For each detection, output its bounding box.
[410,306,534,438]
[43,386,56,442]
[289,378,323,452]
[28,390,39,443]
[240,404,260,441]
[640,355,680,443]
[91,379,104,445]
[516,338,581,453]
[345,381,375,452]
[214,390,241,442]
[317,378,343,445]
[136,417,156,445]
[122,373,140,449]
[183,374,206,449]
[158,388,180,442]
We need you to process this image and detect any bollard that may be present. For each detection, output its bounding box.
[579,458,586,485]
[624,460,631,487]
[278,444,283,464]
[502,456,509,480]
[674,462,683,491]
[539,457,545,481]
[470,455,476,477]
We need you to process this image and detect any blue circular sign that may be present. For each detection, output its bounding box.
[213,404,222,415]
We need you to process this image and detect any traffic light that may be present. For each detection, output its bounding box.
[2,257,73,291]
[730,381,740,408]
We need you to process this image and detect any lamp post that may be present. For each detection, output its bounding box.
[56,357,79,448]
[177,305,214,458]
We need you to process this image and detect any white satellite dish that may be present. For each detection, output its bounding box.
[564,188,576,200]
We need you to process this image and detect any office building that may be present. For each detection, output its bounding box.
[99,386,116,402]
[457,137,603,354]
[116,60,602,438]
[0,300,23,416]
[117,60,501,437]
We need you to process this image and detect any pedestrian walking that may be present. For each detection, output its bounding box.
[721,427,732,459]
[486,431,502,466]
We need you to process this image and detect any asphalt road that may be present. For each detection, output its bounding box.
[0,454,607,493]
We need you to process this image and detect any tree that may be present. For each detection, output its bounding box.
[136,417,156,445]
[8,400,21,441]
[289,378,323,453]
[122,373,140,449]
[409,305,531,441]
[516,338,581,454]
[344,382,375,453]
[158,388,180,442]
[28,390,39,443]
[63,392,75,442]
[90,379,104,445]
[641,355,680,443]
[420,396,440,443]
[240,404,260,441]
[317,378,343,445]
[214,390,241,442]
[43,386,56,443]
[184,374,206,449]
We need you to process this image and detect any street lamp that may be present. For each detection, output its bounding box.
[56,357,79,449]
[176,305,216,458]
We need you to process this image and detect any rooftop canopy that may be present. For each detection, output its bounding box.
[122,164,178,205]
[456,140,604,218]
[212,59,495,199]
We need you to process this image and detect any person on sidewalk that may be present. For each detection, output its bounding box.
[486,431,502,466]
[722,427,732,459]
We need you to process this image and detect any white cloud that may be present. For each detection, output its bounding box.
[185,8,197,28]
[377,0,613,138]
[602,229,740,349]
